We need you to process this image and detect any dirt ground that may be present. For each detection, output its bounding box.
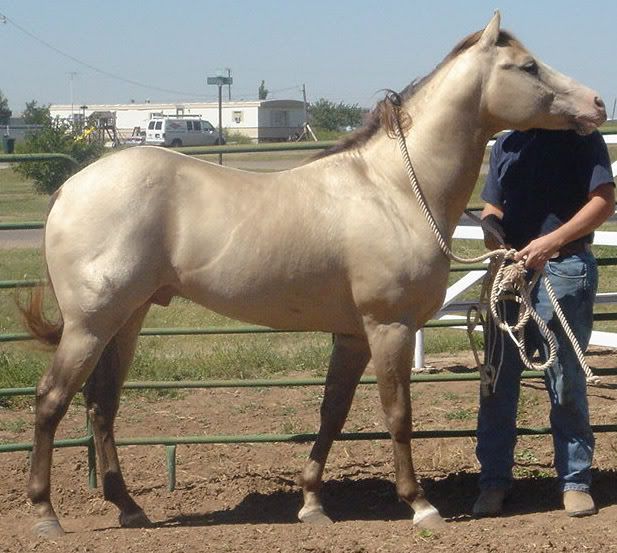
[1,349,617,552]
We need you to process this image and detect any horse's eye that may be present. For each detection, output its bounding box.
[521,60,539,76]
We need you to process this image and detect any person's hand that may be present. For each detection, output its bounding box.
[515,235,561,270]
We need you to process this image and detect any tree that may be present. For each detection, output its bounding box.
[23,100,51,125]
[0,89,12,125]
[15,117,104,195]
[308,98,363,132]
[258,80,269,100]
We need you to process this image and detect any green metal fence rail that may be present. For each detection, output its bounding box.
[3,310,617,344]
[2,370,617,491]
[170,140,337,156]
[0,153,78,165]
[0,222,44,230]
[2,145,617,493]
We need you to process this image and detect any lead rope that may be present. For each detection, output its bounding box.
[390,100,599,386]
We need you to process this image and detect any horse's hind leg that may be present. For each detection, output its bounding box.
[82,304,151,528]
[366,322,445,529]
[28,324,111,538]
[298,333,370,524]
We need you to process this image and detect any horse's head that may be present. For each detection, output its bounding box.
[466,12,606,135]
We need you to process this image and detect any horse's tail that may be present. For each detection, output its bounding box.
[18,284,64,347]
[17,190,64,348]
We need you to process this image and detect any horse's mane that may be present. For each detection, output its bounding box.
[314,30,520,160]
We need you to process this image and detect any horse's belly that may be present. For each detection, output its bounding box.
[181,281,361,333]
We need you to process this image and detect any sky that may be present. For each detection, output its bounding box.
[1,1,616,116]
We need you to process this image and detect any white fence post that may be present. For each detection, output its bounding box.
[414,329,425,369]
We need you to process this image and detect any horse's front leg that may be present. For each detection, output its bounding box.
[298,333,370,523]
[366,320,446,529]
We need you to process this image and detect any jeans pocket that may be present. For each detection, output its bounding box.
[546,257,587,280]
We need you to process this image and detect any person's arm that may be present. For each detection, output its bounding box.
[481,203,506,250]
[515,182,615,270]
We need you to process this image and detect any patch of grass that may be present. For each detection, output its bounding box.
[0,349,48,408]
[417,528,436,539]
[0,168,49,222]
[0,349,47,389]
[0,418,28,433]
[129,334,331,382]
[280,420,301,434]
[0,248,44,281]
[513,467,552,479]
[424,328,479,354]
[517,389,541,418]
[445,407,475,421]
[515,449,539,464]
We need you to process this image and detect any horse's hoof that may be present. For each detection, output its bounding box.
[412,508,447,530]
[298,505,333,525]
[119,509,153,528]
[32,517,65,539]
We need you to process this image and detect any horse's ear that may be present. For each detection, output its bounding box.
[478,11,501,49]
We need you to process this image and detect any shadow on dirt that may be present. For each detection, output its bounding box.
[157,469,617,528]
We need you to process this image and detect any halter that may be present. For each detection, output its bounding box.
[387,92,600,387]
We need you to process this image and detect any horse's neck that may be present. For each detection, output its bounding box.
[365,88,491,239]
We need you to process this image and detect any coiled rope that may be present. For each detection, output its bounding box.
[389,94,599,385]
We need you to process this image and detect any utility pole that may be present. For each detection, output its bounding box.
[302,83,308,129]
[226,68,232,101]
[67,71,78,125]
[299,84,317,141]
[208,72,233,165]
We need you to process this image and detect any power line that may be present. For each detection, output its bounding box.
[1,12,308,104]
[0,12,210,99]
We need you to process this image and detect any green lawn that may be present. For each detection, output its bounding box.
[0,168,49,223]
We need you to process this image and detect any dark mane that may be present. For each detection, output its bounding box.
[314,30,520,160]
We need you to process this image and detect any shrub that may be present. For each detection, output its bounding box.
[15,118,104,195]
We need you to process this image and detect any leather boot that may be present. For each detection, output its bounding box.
[563,490,597,517]
[472,488,507,517]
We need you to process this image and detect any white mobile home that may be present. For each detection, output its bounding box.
[49,99,305,142]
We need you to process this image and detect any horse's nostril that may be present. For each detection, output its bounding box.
[594,96,606,110]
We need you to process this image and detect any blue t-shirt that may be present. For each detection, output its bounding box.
[481,129,614,250]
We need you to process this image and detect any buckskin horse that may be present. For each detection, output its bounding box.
[21,12,606,537]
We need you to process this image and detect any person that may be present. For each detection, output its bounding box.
[473,128,615,518]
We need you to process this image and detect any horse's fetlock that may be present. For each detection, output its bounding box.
[102,471,127,503]
[397,481,421,503]
[299,467,322,492]
[27,481,49,505]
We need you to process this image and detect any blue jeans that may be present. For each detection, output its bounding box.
[476,251,597,492]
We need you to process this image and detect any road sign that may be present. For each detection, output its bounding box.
[207,77,233,86]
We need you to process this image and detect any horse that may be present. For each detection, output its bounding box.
[21,12,606,538]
